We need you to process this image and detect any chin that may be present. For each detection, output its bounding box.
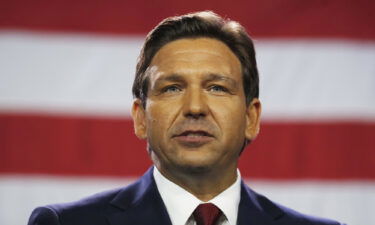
[179,164,212,175]
[175,158,216,175]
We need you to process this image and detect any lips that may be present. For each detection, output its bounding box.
[172,130,214,147]
[178,130,213,137]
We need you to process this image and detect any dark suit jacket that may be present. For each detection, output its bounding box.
[28,167,344,225]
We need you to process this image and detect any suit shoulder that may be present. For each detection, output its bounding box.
[28,169,154,225]
[253,190,345,225]
[275,201,343,225]
[53,186,122,212]
[28,186,124,225]
[28,206,60,225]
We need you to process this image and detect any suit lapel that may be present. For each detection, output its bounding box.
[237,181,284,225]
[106,170,285,225]
[106,167,172,225]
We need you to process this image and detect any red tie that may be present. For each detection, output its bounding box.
[193,203,223,225]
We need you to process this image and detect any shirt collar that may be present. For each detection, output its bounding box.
[153,166,241,225]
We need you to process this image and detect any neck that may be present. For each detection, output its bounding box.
[156,164,238,202]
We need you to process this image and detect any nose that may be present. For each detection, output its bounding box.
[182,87,208,119]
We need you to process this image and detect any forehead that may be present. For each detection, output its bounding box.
[149,38,242,78]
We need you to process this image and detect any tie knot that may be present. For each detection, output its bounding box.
[193,203,222,225]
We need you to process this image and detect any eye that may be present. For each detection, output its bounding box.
[208,85,228,93]
[162,85,182,93]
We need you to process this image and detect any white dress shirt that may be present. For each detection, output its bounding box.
[153,167,241,225]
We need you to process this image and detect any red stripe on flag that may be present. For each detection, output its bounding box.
[1,113,374,179]
[0,0,374,40]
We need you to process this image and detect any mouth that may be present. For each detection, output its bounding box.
[172,130,214,147]
[178,130,213,137]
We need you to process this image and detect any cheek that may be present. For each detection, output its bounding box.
[210,100,247,136]
[146,101,179,134]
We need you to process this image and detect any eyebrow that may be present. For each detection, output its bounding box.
[154,74,185,83]
[153,73,238,87]
[204,73,237,87]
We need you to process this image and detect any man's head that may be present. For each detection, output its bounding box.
[132,11,259,107]
[131,11,261,179]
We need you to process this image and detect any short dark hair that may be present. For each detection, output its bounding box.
[132,11,259,106]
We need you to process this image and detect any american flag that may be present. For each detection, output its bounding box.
[0,1,374,225]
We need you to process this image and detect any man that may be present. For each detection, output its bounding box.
[28,11,344,225]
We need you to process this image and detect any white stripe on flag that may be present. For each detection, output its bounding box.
[0,175,373,225]
[1,31,374,120]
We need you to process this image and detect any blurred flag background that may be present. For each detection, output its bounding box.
[0,1,374,225]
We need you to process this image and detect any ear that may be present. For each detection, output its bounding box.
[131,99,147,139]
[245,98,261,141]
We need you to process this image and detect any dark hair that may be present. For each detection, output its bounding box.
[132,11,259,106]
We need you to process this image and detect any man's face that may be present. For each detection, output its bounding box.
[132,37,261,176]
